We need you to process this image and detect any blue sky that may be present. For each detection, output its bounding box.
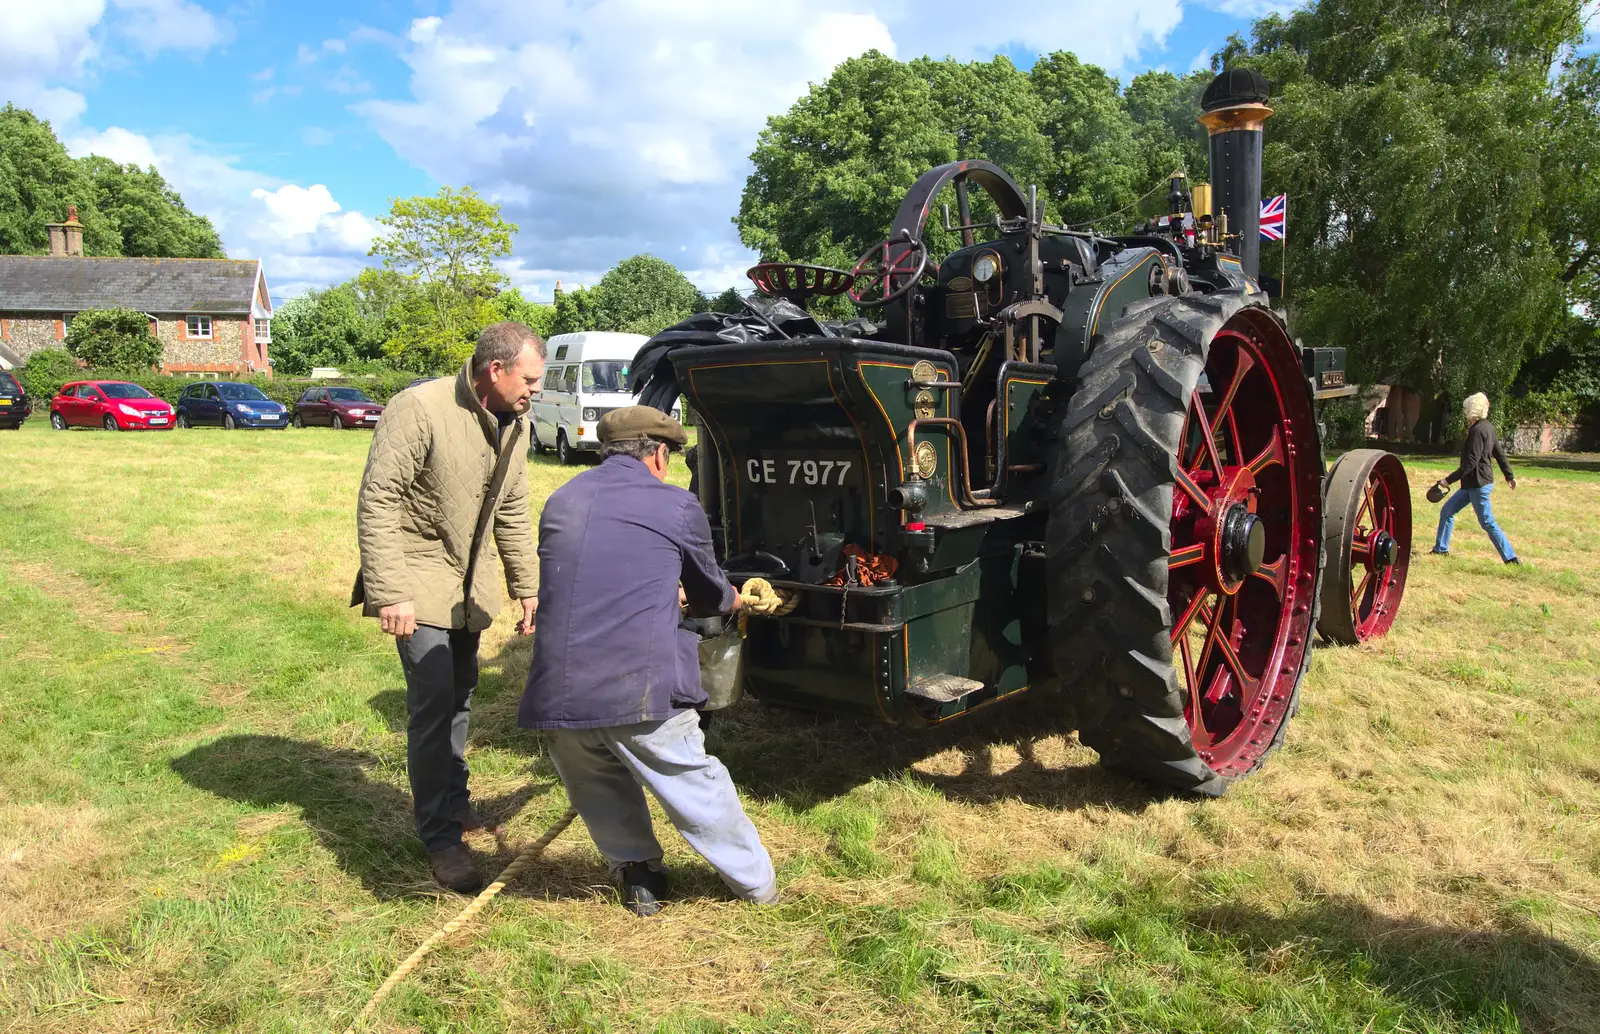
[1,1,1292,305]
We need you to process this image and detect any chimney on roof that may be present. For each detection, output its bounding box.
[47,205,84,258]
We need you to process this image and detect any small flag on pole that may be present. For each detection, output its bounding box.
[1260,194,1286,241]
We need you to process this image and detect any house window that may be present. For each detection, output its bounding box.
[186,315,212,339]
[254,318,270,344]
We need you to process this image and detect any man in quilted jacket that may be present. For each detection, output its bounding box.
[354,322,545,892]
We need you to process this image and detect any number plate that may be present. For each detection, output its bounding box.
[743,452,861,490]
[149,417,169,425]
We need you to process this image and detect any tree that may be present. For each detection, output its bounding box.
[0,105,226,258]
[489,287,556,339]
[369,185,518,372]
[549,286,600,336]
[1229,0,1589,419]
[737,51,1190,271]
[0,106,117,255]
[80,155,223,258]
[66,309,162,370]
[706,287,745,314]
[592,255,704,335]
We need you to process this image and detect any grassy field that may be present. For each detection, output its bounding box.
[1,417,1598,1034]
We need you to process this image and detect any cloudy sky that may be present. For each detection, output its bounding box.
[1,0,1289,305]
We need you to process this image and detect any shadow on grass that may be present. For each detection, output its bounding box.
[1185,895,1600,1034]
[170,733,611,902]
[466,625,1160,816]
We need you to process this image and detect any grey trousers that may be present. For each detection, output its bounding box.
[396,624,481,853]
[544,709,778,902]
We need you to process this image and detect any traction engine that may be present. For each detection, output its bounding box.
[633,68,1413,795]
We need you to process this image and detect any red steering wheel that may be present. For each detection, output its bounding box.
[848,231,929,307]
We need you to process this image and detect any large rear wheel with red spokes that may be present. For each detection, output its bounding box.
[1317,449,1411,644]
[1047,289,1324,796]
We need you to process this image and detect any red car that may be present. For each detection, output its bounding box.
[49,381,176,431]
[290,386,385,429]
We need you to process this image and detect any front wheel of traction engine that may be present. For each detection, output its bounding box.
[1047,289,1324,796]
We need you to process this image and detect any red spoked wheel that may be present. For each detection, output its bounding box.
[1047,289,1324,796]
[848,231,929,307]
[1317,450,1411,644]
[1166,318,1322,778]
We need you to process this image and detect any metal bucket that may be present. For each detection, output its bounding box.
[695,617,745,711]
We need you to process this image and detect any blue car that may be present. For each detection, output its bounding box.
[175,381,288,429]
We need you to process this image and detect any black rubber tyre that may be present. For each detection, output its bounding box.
[223,412,236,430]
[292,412,304,429]
[556,430,574,465]
[530,426,548,454]
[50,412,67,431]
[331,414,344,431]
[103,415,119,432]
[1046,288,1324,797]
[177,411,191,429]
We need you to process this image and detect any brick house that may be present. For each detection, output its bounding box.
[0,208,274,377]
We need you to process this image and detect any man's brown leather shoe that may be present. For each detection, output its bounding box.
[428,845,484,894]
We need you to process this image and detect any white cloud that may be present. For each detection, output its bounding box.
[67,127,378,300]
[354,0,1185,299]
[108,0,231,57]
[0,0,104,122]
[1195,0,1297,17]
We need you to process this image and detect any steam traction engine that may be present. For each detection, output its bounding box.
[634,69,1412,795]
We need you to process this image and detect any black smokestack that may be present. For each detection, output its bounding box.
[1199,68,1273,280]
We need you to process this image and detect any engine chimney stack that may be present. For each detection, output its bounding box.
[1198,69,1272,280]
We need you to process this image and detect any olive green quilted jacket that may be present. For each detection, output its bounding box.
[352,364,538,631]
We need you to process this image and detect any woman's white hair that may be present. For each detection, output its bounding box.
[1462,392,1490,422]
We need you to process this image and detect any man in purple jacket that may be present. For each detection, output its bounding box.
[518,406,777,915]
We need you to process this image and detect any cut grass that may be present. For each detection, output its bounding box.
[1,421,1598,1033]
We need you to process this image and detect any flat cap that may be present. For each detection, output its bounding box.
[597,405,688,447]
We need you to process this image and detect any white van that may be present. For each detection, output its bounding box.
[531,331,679,463]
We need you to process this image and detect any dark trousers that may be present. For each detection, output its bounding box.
[396,624,481,852]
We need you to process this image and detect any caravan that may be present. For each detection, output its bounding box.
[531,332,678,463]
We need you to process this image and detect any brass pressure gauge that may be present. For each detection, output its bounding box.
[914,440,938,478]
[973,252,1000,283]
[911,360,937,384]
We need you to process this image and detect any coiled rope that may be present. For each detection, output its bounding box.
[341,806,579,1033]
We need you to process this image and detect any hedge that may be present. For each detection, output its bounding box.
[16,360,425,412]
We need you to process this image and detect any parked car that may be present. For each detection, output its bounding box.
[176,381,289,429]
[49,381,175,431]
[291,386,385,429]
[0,371,30,429]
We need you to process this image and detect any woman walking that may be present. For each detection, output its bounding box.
[1430,392,1519,564]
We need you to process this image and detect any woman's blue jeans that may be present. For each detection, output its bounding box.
[1434,485,1516,561]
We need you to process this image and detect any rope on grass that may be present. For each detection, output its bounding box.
[341,806,579,1034]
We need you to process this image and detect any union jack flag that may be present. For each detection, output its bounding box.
[1260,194,1286,241]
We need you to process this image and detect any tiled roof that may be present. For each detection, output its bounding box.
[0,256,260,315]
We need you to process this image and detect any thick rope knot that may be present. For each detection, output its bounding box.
[739,577,786,616]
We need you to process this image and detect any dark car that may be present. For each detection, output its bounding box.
[291,386,385,429]
[0,371,30,429]
[175,381,288,429]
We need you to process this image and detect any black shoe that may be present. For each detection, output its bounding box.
[1428,548,1449,556]
[617,861,669,917]
[1505,557,1521,565]
[428,844,484,894]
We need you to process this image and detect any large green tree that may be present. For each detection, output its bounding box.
[369,185,517,371]
[0,105,223,258]
[1226,0,1593,414]
[736,51,1198,270]
[592,254,704,335]
[80,156,223,258]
